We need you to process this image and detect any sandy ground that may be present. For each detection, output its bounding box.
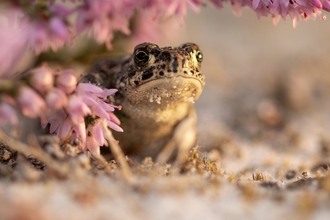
[1,4,330,220]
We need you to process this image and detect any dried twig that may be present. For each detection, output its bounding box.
[102,121,135,185]
[0,129,70,176]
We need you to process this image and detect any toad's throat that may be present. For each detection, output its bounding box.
[132,75,205,89]
[125,76,204,104]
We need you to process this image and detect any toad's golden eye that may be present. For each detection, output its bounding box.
[134,49,150,66]
[196,51,203,63]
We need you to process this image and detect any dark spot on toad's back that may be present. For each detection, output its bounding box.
[142,67,155,80]
[99,69,109,80]
[151,47,161,57]
[159,52,171,62]
[159,71,164,76]
[82,75,96,84]
[128,70,136,77]
[185,47,193,53]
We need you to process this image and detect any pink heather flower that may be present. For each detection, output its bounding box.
[49,17,71,44]
[49,4,73,17]
[29,66,55,93]
[76,0,134,49]
[142,0,203,24]
[66,95,91,124]
[27,17,72,53]
[90,120,105,146]
[57,116,73,140]
[43,110,75,141]
[86,132,100,155]
[0,9,28,78]
[209,0,224,8]
[220,0,328,26]
[27,22,49,53]
[163,0,203,24]
[85,118,120,156]
[17,86,47,118]
[129,12,180,49]
[44,81,123,156]
[56,69,77,94]
[76,82,104,95]
[76,83,122,120]
[73,121,87,148]
[42,109,66,132]
[0,102,18,125]
[107,113,124,132]
[86,120,104,155]
[45,88,68,109]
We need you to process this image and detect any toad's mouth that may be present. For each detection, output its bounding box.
[125,76,205,104]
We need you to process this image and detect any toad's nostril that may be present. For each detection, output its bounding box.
[172,57,179,73]
[158,52,171,62]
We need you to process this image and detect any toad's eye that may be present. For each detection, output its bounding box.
[134,49,150,66]
[196,51,203,63]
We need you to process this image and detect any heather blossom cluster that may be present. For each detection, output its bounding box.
[0,0,329,77]
[0,66,123,156]
[43,82,123,156]
[0,0,328,61]
[211,0,330,27]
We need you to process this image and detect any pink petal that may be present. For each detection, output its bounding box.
[253,0,261,9]
[56,69,77,94]
[75,121,87,145]
[0,102,18,124]
[67,95,91,118]
[307,0,322,8]
[109,112,121,125]
[50,4,73,17]
[209,0,223,8]
[17,86,47,118]
[91,122,104,146]
[49,17,70,40]
[107,120,123,132]
[77,83,103,94]
[46,88,68,109]
[30,66,54,93]
[101,88,117,97]
[86,136,100,156]
[81,94,98,106]
[93,104,110,120]
[99,101,115,112]
[57,117,72,139]
[322,0,330,11]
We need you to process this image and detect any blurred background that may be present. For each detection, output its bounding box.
[172,4,330,131]
[156,5,330,173]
